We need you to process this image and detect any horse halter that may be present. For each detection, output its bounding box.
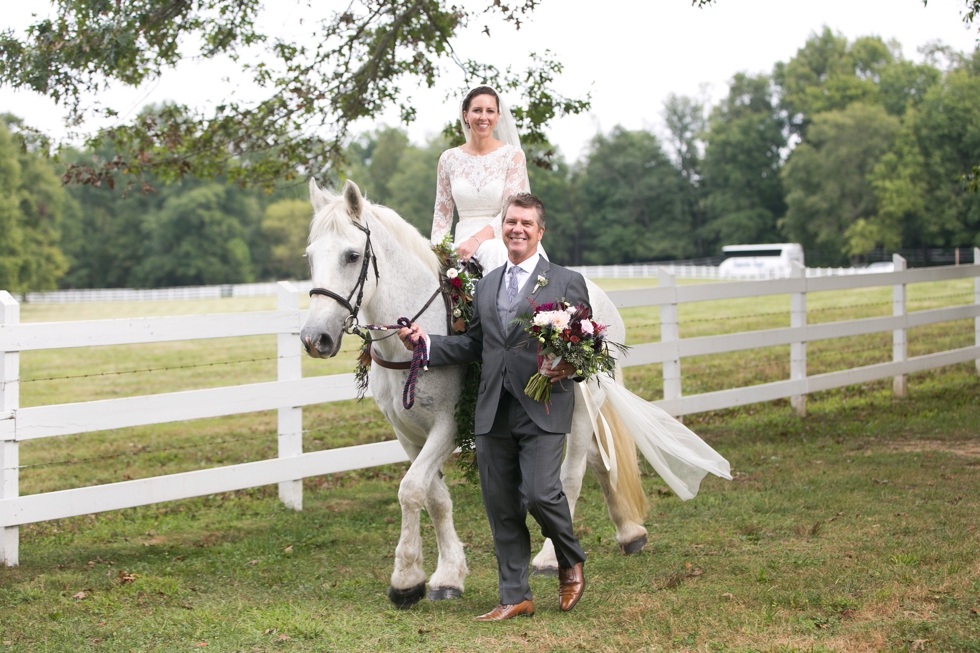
[308,219,379,334]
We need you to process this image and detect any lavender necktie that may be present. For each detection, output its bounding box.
[507,265,520,304]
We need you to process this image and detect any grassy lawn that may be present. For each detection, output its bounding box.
[2,278,978,651]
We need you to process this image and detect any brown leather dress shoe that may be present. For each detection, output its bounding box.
[474,600,535,621]
[558,562,585,612]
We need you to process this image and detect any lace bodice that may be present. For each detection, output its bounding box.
[431,144,529,244]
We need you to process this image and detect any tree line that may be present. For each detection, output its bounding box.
[1,30,979,293]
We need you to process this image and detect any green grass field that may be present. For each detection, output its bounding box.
[2,277,978,651]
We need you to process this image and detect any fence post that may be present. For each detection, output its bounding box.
[659,268,682,416]
[892,254,908,398]
[975,248,979,377]
[0,292,20,566]
[277,281,303,510]
[790,262,807,417]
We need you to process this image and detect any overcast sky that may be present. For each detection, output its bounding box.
[2,0,978,163]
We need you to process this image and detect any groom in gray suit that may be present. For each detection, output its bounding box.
[400,193,587,621]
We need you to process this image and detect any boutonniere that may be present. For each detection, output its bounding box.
[533,274,548,293]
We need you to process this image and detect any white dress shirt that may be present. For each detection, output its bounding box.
[503,252,541,294]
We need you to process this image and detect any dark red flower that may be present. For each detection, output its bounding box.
[570,335,579,343]
[450,277,463,289]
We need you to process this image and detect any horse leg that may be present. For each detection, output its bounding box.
[417,414,467,600]
[388,423,461,608]
[424,458,469,600]
[587,434,649,555]
[531,394,592,576]
[387,437,427,609]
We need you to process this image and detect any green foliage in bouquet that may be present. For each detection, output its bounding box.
[512,299,627,406]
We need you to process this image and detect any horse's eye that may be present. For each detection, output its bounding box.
[346,251,360,264]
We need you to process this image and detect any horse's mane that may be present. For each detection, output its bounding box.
[309,195,441,277]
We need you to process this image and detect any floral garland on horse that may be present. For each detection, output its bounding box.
[352,236,483,475]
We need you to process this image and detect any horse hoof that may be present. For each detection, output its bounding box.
[427,586,463,601]
[621,534,647,555]
[531,566,559,578]
[387,582,426,609]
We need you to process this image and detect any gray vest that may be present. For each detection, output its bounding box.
[496,266,525,334]
[497,266,531,397]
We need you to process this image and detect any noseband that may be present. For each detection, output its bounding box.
[308,220,379,334]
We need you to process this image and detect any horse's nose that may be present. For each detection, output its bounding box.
[300,328,335,359]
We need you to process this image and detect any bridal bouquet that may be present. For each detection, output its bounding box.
[433,235,479,333]
[513,300,626,407]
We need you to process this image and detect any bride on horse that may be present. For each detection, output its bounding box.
[299,86,731,612]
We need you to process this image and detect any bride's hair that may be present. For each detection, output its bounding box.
[462,86,500,113]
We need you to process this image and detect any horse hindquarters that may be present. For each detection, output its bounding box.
[530,377,649,574]
[530,390,593,576]
[583,282,648,551]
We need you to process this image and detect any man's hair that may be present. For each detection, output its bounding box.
[502,192,546,229]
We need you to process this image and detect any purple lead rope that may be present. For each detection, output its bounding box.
[363,316,428,409]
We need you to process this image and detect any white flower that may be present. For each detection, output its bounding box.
[453,308,461,317]
[533,309,570,330]
[533,274,548,293]
[446,268,458,279]
[566,306,576,314]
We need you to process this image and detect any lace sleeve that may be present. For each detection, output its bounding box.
[493,147,530,238]
[431,152,455,244]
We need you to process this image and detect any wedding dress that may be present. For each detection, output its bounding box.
[431,144,528,272]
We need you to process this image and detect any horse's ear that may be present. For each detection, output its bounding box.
[343,179,364,221]
[309,178,332,214]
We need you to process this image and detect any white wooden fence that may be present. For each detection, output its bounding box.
[14,263,922,304]
[1,252,978,566]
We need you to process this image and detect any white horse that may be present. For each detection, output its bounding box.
[301,179,649,608]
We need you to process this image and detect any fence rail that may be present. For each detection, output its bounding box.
[1,251,978,566]
[18,259,974,304]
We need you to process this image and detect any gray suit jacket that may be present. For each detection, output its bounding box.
[429,256,590,435]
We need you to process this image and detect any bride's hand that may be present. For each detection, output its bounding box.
[456,236,481,262]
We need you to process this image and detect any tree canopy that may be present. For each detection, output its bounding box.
[698,0,980,189]
[0,0,587,191]
[0,117,69,292]
[4,24,980,293]
[700,73,786,249]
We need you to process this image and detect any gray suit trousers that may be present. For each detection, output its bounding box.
[477,389,587,604]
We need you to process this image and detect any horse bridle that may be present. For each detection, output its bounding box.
[307,217,452,337]
[308,219,379,334]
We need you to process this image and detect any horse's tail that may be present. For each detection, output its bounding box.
[600,367,648,524]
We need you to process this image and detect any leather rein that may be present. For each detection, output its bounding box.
[307,218,452,371]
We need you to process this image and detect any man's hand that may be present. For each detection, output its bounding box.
[398,323,427,351]
[540,360,577,383]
